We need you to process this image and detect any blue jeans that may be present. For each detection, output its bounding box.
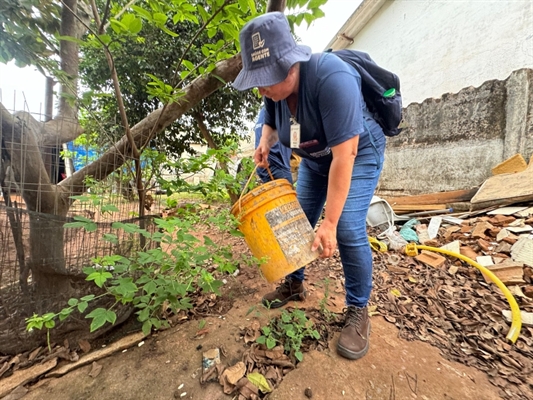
[288,143,384,307]
[257,163,293,184]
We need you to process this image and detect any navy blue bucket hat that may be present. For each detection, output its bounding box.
[232,12,312,91]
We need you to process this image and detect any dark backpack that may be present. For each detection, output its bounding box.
[317,49,403,137]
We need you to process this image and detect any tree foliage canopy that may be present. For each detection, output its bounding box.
[79,0,263,156]
[0,0,61,72]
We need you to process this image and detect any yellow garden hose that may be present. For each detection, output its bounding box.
[404,243,521,343]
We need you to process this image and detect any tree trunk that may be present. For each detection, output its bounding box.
[1,104,72,298]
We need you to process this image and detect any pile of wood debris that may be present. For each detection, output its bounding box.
[369,203,533,400]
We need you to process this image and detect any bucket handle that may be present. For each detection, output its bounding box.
[235,165,274,214]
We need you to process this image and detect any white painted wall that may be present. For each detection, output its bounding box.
[345,0,533,105]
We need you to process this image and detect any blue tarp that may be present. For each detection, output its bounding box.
[66,142,98,171]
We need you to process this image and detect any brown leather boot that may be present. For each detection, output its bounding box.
[261,278,306,309]
[337,306,370,360]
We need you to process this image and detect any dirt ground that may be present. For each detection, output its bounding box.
[18,253,503,400]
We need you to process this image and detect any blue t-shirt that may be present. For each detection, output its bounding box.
[254,107,292,181]
[264,52,384,174]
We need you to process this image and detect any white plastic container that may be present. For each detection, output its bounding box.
[366,196,395,229]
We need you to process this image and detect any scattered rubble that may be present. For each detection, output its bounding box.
[369,202,533,399]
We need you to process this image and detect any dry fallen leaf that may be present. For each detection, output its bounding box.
[390,288,402,297]
[247,372,272,393]
[89,361,102,378]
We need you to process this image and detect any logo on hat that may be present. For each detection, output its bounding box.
[252,32,265,50]
[250,31,270,62]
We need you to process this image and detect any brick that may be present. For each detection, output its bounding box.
[492,253,510,260]
[460,224,472,233]
[477,238,493,252]
[491,153,527,175]
[444,226,461,241]
[482,261,525,285]
[502,236,519,245]
[489,214,516,226]
[460,246,479,260]
[423,239,440,247]
[525,267,533,283]
[472,221,494,239]
[488,227,500,238]
[415,250,446,268]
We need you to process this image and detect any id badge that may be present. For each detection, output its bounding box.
[290,122,301,148]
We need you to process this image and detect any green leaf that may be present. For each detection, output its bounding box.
[68,298,79,307]
[101,204,119,213]
[97,34,112,45]
[295,351,303,362]
[266,337,276,349]
[152,13,167,25]
[238,0,249,13]
[143,280,157,295]
[78,301,88,313]
[64,216,97,232]
[182,59,194,71]
[86,308,108,332]
[44,319,56,329]
[142,319,153,336]
[59,308,73,322]
[247,372,272,393]
[131,5,152,20]
[110,19,129,34]
[138,307,150,322]
[256,335,266,344]
[86,271,113,287]
[308,0,328,8]
[80,294,96,302]
[122,14,142,34]
[303,12,314,25]
[105,310,117,325]
[102,233,118,244]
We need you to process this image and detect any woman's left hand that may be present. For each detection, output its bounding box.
[311,220,337,258]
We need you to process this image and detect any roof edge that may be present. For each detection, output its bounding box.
[325,0,388,51]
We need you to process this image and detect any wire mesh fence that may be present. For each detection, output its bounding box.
[0,92,164,354]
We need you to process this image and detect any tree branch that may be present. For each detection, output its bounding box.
[267,0,286,12]
[60,54,243,195]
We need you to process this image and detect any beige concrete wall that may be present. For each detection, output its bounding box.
[378,69,533,195]
[345,0,533,106]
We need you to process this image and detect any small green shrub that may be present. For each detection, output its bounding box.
[256,309,320,362]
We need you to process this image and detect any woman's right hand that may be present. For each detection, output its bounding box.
[254,124,278,168]
[254,143,270,168]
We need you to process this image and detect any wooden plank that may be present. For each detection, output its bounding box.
[46,331,146,378]
[383,188,478,206]
[392,204,447,212]
[471,162,533,204]
[491,153,527,175]
[0,358,57,398]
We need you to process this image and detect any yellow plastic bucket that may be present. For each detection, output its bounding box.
[231,179,319,283]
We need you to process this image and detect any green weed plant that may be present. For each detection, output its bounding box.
[256,308,320,362]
